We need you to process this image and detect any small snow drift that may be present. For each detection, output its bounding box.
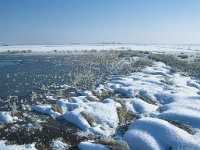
[157,100,200,129]
[78,141,109,150]
[32,97,120,136]
[50,139,68,149]
[0,112,13,124]
[124,117,200,150]
[124,98,157,115]
[61,98,120,136]
[32,105,60,119]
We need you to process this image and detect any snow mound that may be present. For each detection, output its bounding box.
[33,97,120,136]
[187,81,200,90]
[0,112,13,124]
[124,117,200,150]
[61,98,120,136]
[50,139,68,149]
[157,100,200,129]
[124,98,157,115]
[78,141,109,150]
[32,105,60,118]
[116,86,135,97]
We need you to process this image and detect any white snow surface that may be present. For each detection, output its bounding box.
[124,117,200,150]
[61,98,120,136]
[78,141,109,150]
[0,112,13,124]
[50,139,68,149]
[32,97,120,136]
[32,105,60,119]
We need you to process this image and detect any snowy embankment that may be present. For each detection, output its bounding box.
[108,62,200,150]
[30,59,200,149]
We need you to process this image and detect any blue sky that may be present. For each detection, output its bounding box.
[0,0,200,45]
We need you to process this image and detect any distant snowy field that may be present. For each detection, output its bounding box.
[0,44,200,53]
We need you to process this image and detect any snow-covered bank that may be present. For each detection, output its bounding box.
[29,58,200,149]
[107,61,200,149]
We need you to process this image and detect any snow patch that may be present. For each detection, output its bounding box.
[78,141,109,150]
[124,118,200,150]
[0,112,13,124]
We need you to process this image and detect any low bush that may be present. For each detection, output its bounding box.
[149,54,200,79]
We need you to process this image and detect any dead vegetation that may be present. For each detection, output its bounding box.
[81,111,97,127]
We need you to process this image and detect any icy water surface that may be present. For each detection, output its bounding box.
[0,55,76,99]
[0,53,122,100]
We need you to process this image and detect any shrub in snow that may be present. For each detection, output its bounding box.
[51,104,63,114]
[116,107,127,125]
[81,111,97,127]
[137,90,157,105]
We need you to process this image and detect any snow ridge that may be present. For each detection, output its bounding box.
[107,61,200,149]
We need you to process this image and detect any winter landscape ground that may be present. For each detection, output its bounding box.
[0,44,200,149]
